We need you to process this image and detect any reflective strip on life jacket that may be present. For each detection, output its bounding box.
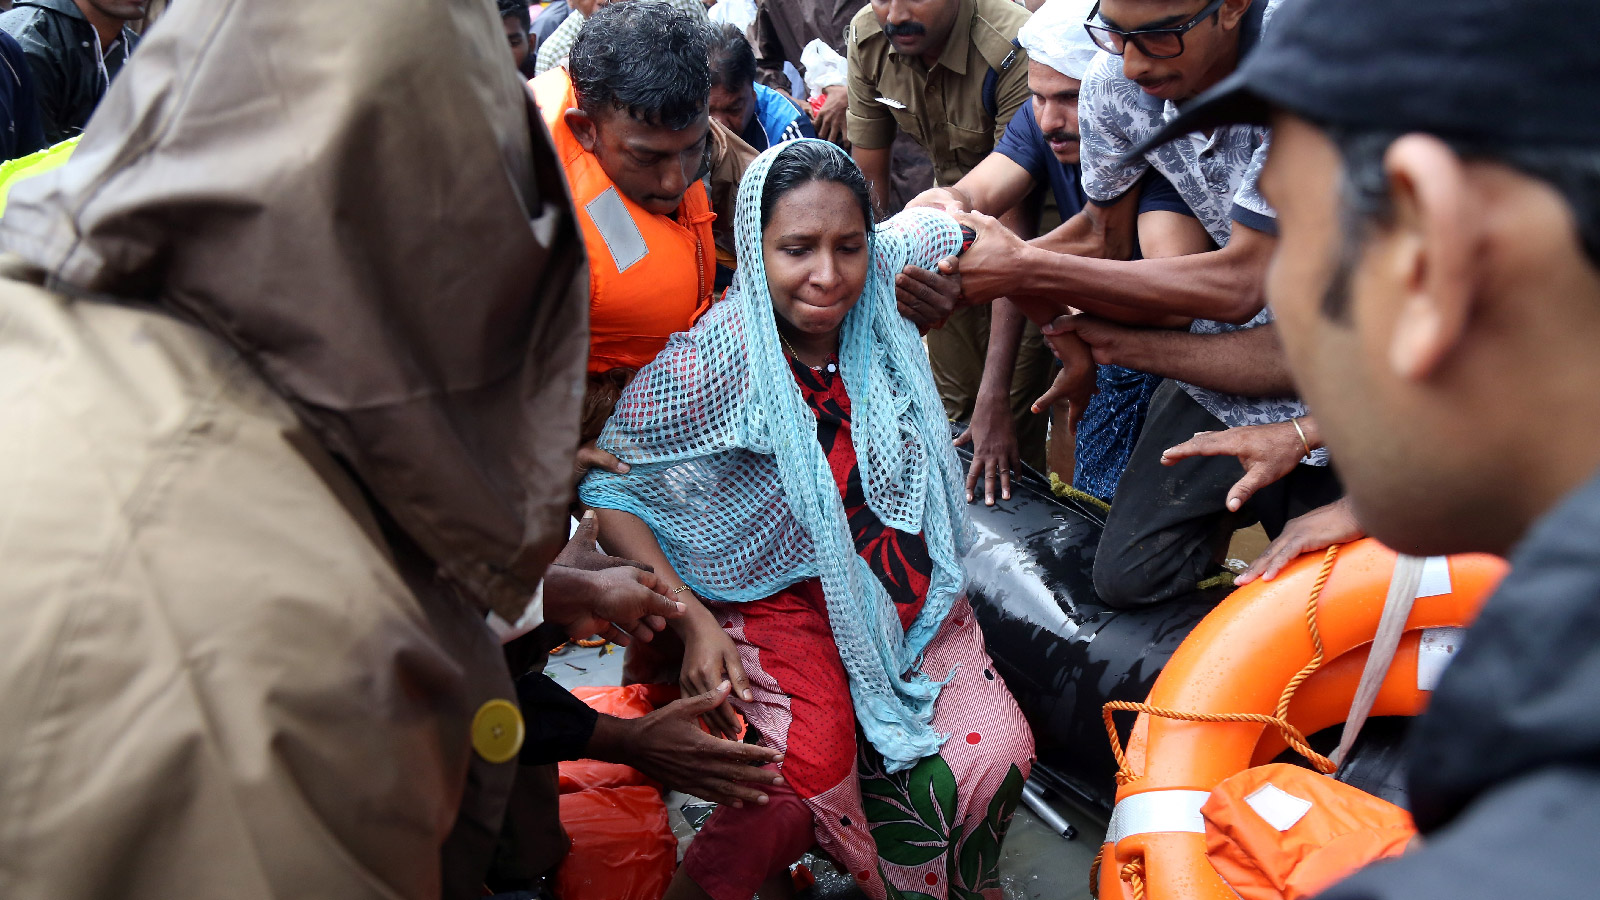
[1241,782,1314,832]
[585,186,649,273]
[1106,790,1209,844]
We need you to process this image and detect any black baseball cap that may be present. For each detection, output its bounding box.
[1128,0,1600,159]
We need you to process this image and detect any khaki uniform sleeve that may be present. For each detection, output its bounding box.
[846,38,896,150]
[707,118,759,261]
[990,44,1031,142]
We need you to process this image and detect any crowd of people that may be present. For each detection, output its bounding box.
[0,0,1596,899]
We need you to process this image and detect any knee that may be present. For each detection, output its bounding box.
[962,695,1037,779]
[1093,554,1162,610]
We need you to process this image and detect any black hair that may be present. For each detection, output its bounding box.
[759,141,874,234]
[1328,126,1600,320]
[569,1,712,130]
[497,0,531,33]
[707,23,758,93]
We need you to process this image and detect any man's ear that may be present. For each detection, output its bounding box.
[1218,0,1253,31]
[1380,133,1481,383]
[565,108,598,153]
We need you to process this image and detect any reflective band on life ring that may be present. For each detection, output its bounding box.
[1417,626,1468,691]
[1105,790,1209,843]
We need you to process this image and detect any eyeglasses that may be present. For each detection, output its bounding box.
[1084,0,1227,60]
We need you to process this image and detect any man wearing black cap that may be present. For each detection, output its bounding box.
[956,0,1342,610]
[1132,0,1600,894]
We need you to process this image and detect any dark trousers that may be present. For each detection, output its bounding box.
[1092,380,1344,608]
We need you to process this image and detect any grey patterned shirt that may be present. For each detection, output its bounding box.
[1077,0,1324,461]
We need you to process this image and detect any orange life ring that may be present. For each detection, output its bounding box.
[1093,538,1507,900]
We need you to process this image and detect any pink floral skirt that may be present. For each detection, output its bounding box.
[680,590,1034,900]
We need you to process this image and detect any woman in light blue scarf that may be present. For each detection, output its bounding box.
[582,140,1033,900]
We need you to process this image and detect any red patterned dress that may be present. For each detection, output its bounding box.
[679,355,1035,900]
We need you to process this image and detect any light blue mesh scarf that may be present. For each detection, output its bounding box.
[580,140,973,771]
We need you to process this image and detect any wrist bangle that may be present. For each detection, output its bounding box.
[1291,417,1313,457]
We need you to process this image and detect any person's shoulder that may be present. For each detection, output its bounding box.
[0,4,48,39]
[753,82,801,117]
[0,27,25,63]
[972,0,1031,43]
[1082,49,1123,91]
[848,4,885,50]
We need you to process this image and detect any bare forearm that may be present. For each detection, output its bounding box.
[951,154,1035,217]
[854,146,893,217]
[1017,247,1262,323]
[980,299,1027,401]
[1019,221,1274,324]
[1031,194,1139,260]
[1106,325,1296,397]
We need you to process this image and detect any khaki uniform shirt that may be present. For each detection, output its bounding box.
[845,0,1030,187]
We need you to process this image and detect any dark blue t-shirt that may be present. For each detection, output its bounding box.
[994,100,1089,218]
[994,101,1192,221]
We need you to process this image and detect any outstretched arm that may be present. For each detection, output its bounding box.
[906,152,1037,219]
[957,213,1277,325]
[1042,317,1298,397]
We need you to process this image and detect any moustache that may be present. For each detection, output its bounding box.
[884,22,926,39]
[1044,131,1080,144]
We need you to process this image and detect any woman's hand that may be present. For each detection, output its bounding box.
[678,609,753,739]
[1236,498,1365,586]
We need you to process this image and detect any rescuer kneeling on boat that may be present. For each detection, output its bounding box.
[1141,0,1600,893]
[582,141,1035,900]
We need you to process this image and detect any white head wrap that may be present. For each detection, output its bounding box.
[1017,0,1103,81]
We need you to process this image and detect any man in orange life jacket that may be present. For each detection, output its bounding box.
[533,2,718,470]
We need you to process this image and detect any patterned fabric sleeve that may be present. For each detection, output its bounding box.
[1078,51,1152,204]
[1229,128,1279,235]
[533,11,581,76]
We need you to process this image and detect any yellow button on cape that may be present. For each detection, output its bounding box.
[471,699,525,764]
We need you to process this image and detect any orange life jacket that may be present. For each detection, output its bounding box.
[1199,763,1416,900]
[533,69,716,374]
